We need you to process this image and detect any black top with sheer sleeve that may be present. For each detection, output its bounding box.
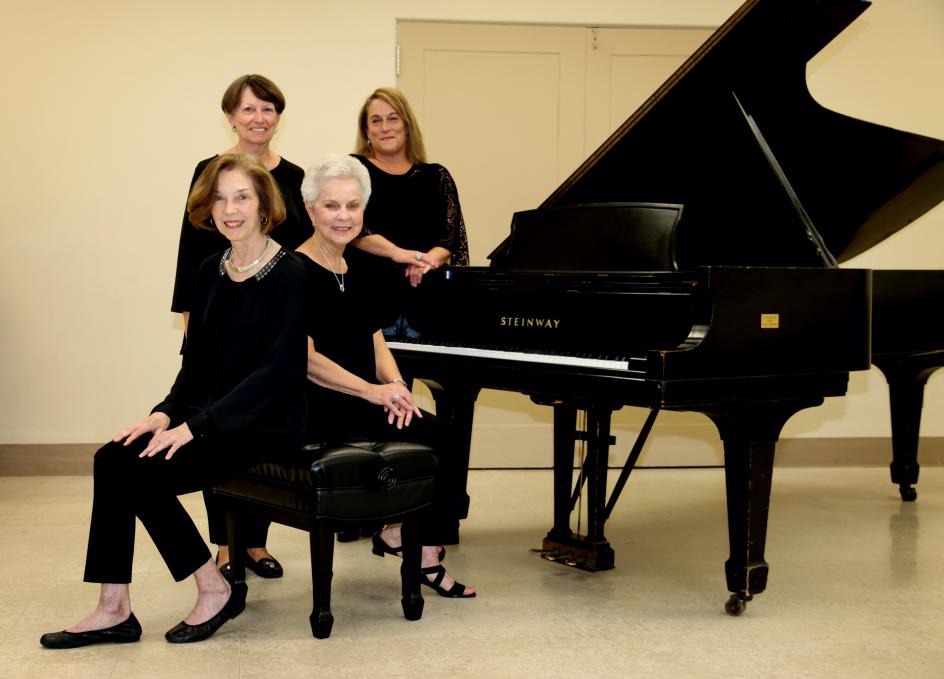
[350,154,469,329]
[153,249,309,447]
[301,254,386,443]
[352,154,469,264]
[170,155,313,313]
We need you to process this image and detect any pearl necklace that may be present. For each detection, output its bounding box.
[314,236,345,292]
[227,236,270,273]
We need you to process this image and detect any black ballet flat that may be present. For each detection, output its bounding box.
[420,564,476,599]
[241,553,283,579]
[40,613,142,649]
[164,588,246,644]
[371,533,445,562]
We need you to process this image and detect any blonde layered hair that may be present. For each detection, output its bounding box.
[354,87,427,164]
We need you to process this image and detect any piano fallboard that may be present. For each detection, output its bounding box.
[401,265,871,383]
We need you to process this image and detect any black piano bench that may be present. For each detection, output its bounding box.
[213,441,437,639]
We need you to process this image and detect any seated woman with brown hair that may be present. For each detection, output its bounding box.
[40,153,308,648]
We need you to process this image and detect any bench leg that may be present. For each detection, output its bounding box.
[400,519,424,621]
[310,521,335,638]
[224,508,248,601]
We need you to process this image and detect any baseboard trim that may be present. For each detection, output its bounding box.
[0,444,98,476]
[774,437,944,467]
[2,437,942,476]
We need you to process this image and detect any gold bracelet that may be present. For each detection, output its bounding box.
[388,378,408,387]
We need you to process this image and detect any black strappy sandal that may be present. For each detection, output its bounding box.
[420,564,476,598]
[371,533,445,562]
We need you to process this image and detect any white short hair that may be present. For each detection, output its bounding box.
[300,154,371,207]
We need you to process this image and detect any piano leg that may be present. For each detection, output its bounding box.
[873,354,943,502]
[424,381,481,544]
[706,399,823,616]
[585,407,612,547]
[541,404,616,571]
[549,405,577,539]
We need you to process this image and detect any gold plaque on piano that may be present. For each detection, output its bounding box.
[760,314,780,329]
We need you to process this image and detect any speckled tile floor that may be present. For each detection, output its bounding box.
[1,466,942,678]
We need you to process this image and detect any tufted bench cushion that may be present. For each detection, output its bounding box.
[212,440,437,639]
[216,441,437,521]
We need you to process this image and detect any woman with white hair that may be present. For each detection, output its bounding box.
[296,154,475,598]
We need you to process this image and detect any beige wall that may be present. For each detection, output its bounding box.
[0,0,941,447]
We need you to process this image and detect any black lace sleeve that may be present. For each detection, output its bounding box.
[435,165,469,266]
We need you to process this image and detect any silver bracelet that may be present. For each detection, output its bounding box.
[388,378,408,387]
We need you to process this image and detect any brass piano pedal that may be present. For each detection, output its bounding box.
[531,547,588,569]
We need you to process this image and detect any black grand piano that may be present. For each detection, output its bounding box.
[388,0,944,615]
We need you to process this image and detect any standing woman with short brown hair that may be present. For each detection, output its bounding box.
[171,74,312,580]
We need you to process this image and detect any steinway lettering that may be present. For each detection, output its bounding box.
[500,316,561,329]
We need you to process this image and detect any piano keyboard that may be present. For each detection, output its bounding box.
[387,340,638,372]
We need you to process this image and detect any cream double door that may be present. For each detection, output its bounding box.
[397,22,718,468]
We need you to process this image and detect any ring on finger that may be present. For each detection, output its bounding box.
[391,393,400,403]
[414,252,422,261]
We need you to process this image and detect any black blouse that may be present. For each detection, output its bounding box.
[154,249,309,447]
[351,154,469,329]
[301,254,384,443]
[353,154,469,264]
[171,155,313,313]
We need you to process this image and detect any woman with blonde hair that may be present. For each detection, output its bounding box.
[350,87,469,339]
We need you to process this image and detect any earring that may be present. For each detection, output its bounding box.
[261,215,268,227]
[208,216,215,227]
[232,125,237,133]
[366,139,372,146]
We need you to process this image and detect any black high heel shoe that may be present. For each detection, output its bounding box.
[420,564,476,598]
[40,613,142,649]
[165,586,246,644]
[371,533,445,562]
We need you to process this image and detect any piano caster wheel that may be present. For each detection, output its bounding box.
[899,485,917,502]
[724,595,747,616]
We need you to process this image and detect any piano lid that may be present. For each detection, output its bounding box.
[528,0,944,269]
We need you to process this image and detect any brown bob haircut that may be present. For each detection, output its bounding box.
[186,154,286,235]
[354,87,427,164]
[221,74,286,114]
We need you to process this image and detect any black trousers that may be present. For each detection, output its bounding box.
[83,433,265,584]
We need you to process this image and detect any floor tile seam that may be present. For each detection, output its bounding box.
[0,598,34,652]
